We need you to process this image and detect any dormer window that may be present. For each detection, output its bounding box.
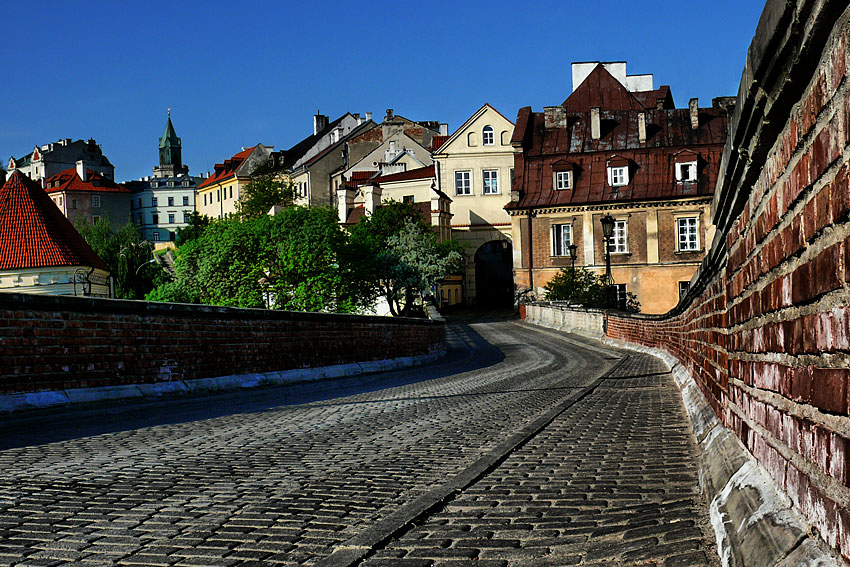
[675,161,697,183]
[608,166,628,187]
[151,181,158,188]
[482,125,494,146]
[555,171,572,190]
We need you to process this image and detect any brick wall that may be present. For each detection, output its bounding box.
[0,292,445,396]
[599,1,850,559]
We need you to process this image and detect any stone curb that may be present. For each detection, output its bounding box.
[0,350,446,415]
[601,338,845,567]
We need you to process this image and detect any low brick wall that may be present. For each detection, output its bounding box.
[0,292,445,396]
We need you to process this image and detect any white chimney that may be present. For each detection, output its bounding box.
[365,112,372,122]
[689,98,699,129]
[76,160,87,181]
[363,183,382,215]
[638,112,647,145]
[590,107,601,140]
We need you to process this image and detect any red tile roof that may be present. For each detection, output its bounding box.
[347,170,378,188]
[371,165,435,184]
[44,167,129,194]
[198,145,256,189]
[430,135,450,152]
[0,171,107,270]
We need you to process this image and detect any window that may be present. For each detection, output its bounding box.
[137,214,143,225]
[169,231,176,241]
[183,211,190,223]
[58,197,63,206]
[151,197,157,206]
[168,197,174,206]
[216,190,220,202]
[555,171,572,190]
[91,195,100,208]
[183,196,189,206]
[609,220,627,253]
[675,161,698,182]
[229,187,233,199]
[152,213,159,224]
[455,171,471,195]
[71,199,77,209]
[551,223,573,257]
[138,198,142,208]
[482,170,499,194]
[167,181,174,187]
[677,217,699,251]
[203,194,207,206]
[92,215,101,224]
[403,195,414,204]
[168,213,175,224]
[613,284,628,311]
[482,125,494,145]
[152,232,160,241]
[151,181,158,188]
[679,281,690,300]
[608,166,629,187]
[182,180,190,187]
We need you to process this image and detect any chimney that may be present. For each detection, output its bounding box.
[313,111,329,135]
[439,123,448,136]
[385,108,394,121]
[638,112,647,145]
[76,160,87,181]
[336,184,354,222]
[689,98,699,129]
[590,107,601,140]
[365,112,372,122]
[364,182,382,215]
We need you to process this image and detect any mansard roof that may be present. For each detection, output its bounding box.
[0,171,107,270]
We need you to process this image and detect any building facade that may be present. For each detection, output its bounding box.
[0,171,111,297]
[123,114,200,241]
[44,162,131,227]
[507,62,731,314]
[433,103,516,306]
[196,145,274,218]
[7,138,114,181]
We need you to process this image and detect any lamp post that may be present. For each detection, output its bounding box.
[600,214,615,308]
[568,243,577,272]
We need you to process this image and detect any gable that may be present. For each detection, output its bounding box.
[562,64,645,112]
[346,132,431,174]
[437,104,515,155]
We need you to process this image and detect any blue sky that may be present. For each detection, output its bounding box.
[2,1,765,182]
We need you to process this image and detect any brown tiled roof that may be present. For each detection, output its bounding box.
[562,65,645,112]
[198,146,256,189]
[44,167,129,194]
[347,170,378,188]
[372,165,435,184]
[0,171,107,270]
[430,135,450,152]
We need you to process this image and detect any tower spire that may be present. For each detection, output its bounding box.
[153,111,188,177]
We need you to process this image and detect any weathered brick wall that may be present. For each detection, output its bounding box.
[601,1,850,559]
[0,292,445,396]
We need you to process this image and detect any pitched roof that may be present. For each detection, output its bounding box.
[0,171,107,270]
[562,64,646,112]
[198,146,256,189]
[432,103,514,155]
[281,114,350,169]
[347,170,378,188]
[44,167,129,194]
[159,115,182,149]
[430,135,450,152]
[371,165,435,184]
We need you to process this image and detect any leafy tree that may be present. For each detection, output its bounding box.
[237,173,294,219]
[175,212,212,245]
[75,218,161,299]
[543,266,640,312]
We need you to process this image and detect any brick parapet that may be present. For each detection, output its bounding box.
[0,292,445,396]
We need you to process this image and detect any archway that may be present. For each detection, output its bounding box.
[474,240,514,307]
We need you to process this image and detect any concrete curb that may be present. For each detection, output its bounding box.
[0,350,446,415]
[601,338,845,567]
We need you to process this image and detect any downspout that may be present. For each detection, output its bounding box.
[528,210,534,292]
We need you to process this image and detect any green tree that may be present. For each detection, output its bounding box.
[175,212,212,245]
[543,266,640,312]
[237,173,294,219]
[75,218,161,299]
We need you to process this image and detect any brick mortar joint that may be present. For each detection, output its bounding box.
[728,287,850,333]
[727,399,850,513]
[730,346,850,370]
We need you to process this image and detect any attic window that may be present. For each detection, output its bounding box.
[675,161,697,183]
[554,171,572,190]
[608,166,629,187]
[483,126,494,146]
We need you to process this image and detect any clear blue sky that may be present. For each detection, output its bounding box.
[2,1,765,182]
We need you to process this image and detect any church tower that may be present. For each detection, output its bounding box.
[153,111,189,177]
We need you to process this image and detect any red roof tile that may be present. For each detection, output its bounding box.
[198,145,257,189]
[347,170,378,188]
[0,171,107,270]
[430,135,450,152]
[371,165,435,184]
[44,167,129,194]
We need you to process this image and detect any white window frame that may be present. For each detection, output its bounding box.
[608,166,629,187]
[151,197,158,206]
[610,219,628,253]
[455,171,471,195]
[152,232,160,242]
[91,195,100,207]
[168,213,175,224]
[168,196,174,206]
[675,161,698,182]
[554,171,572,190]
[551,223,573,257]
[482,125,494,146]
[482,169,499,194]
[183,196,189,206]
[677,217,699,251]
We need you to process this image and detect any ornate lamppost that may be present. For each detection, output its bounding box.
[600,214,616,308]
[568,243,577,272]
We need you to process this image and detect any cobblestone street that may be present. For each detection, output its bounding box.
[0,317,718,566]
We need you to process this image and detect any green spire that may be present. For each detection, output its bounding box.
[159,110,181,150]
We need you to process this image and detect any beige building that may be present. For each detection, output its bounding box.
[433,103,515,306]
[196,145,273,218]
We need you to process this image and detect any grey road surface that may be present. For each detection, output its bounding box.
[0,316,718,566]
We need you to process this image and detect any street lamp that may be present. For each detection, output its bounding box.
[568,243,577,271]
[600,214,616,307]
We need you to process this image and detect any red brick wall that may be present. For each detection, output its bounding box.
[0,293,445,396]
[604,3,850,559]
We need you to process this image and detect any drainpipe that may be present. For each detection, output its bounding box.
[527,210,535,293]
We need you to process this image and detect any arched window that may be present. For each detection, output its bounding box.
[482,125,494,145]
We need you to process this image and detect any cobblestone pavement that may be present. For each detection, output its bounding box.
[0,317,718,566]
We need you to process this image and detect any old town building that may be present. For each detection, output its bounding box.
[196,144,274,218]
[7,138,114,181]
[44,162,131,227]
[508,62,732,313]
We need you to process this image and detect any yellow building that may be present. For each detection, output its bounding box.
[432,103,515,306]
[196,145,274,218]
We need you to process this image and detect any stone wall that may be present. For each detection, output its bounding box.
[0,292,445,396]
